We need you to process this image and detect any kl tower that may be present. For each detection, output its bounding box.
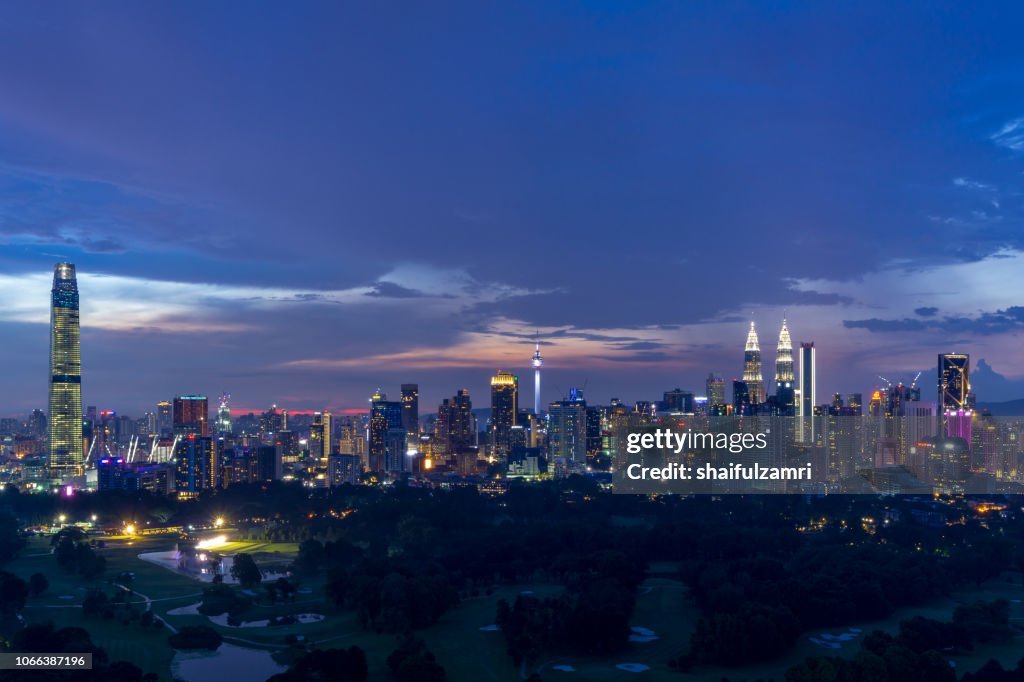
[532,337,543,415]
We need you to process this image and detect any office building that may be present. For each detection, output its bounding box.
[48,262,83,481]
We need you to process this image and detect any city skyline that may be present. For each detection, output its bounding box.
[4,260,999,422]
[4,4,1024,411]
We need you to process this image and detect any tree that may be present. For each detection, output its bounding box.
[230,553,262,588]
[387,635,446,682]
[0,571,28,617]
[0,513,26,562]
[28,572,48,597]
[267,647,368,682]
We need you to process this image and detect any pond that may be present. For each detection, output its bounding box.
[172,643,286,682]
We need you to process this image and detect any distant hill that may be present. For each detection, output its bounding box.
[977,399,1024,416]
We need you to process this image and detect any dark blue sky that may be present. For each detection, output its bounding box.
[3,2,1024,415]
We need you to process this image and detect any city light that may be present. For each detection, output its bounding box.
[196,535,227,549]
[124,524,136,535]
[214,517,224,528]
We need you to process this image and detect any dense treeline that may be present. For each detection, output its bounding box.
[786,600,1014,682]
[496,548,646,669]
[1,623,157,681]
[668,498,1013,668]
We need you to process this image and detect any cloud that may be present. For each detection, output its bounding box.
[991,117,1024,151]
[953,177,996,192]
[0,264,548,333]
[364,281,432,299]
[914,306,939,317]
[844,306,1024,336]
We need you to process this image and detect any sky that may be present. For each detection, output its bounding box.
[3,2,1024,415]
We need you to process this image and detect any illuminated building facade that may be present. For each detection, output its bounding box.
[216,393,232,435]
[774,319,795,412]
[156,401,172,437]
[742,321,765,404]
[490,370,518,457]
[309,411,332,464]
[48,262,83,481]
[175,435,217,498]
[706,373,726,412]
[548,388,587,467]
[368,390,403,472]
[173,395,209,437]
[798,342,816,443]
[938,353,971,439]
[401,383,419,435]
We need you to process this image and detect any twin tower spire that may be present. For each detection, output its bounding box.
[742,318,793,404]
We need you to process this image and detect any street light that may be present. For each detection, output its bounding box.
[58,514,66,524]
[124,524,136,536]
[214,517,224,528]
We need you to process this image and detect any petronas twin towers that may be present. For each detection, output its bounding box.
[742,318,794,405]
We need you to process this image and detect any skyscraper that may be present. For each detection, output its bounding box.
[156,401,172,437]
[400,384,419,435]
[548,388,587,466]
[798,342,816,443]
[309,411,332,462]
[774,319,795,412]
[448,389,474,453]
[490,370,518,457]
[774,319,794,384]
[706,373,726,411]
[743,321,765,404]
[173,396,209,437]
[48,262,83,481]
[532,339,543,415]
[938,353,971,439]
[216,393,232,435]
[174,435,217,499]
[368,390,403,472]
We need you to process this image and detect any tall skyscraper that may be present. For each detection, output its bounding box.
[774,319,796,412]
[216,393,232,435]
[48,262,83,481]
[309,411,332,462]
[743,321,765,404]
[798,342,816,443]
[532,339,543,415]
[156,401,172,437]
[938,353,971,439]
[490,370,518,457]
[174,435,217,499]
[548,388,587,466]
[448,389,474,453]
[774,319,794,384]
[173,395,209,437]
[732,380,751,414]
[400,384,419,435]
[706,373,726,411]
[368,390,403,472]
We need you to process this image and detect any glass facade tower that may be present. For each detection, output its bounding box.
[48,262,83,480]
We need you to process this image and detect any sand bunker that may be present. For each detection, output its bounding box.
[616,663,650,673]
